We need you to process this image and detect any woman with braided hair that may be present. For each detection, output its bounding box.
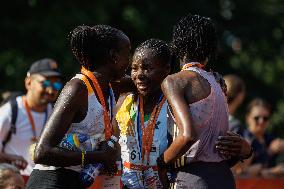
[27,25,131,189]
[157,14,251,189]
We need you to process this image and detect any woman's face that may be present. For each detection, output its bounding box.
[246,105,270,136]
[131,50,169,96]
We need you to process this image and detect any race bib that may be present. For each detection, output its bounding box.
[120,136,142,164]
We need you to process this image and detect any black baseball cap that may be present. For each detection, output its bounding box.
[27,58,62,77]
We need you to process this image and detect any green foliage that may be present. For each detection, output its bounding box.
[0,0,283,136]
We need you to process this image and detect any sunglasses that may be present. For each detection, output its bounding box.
[253,116,270,122]
[41,80,63,91]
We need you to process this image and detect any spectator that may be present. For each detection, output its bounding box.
[243,98,284,176]
[224,74,246,135]
[0,163,25,189]
[0,58,62,176]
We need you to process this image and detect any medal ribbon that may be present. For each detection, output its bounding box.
[139,94,166,163]
[81,67,112,140]
[22,96,47,142]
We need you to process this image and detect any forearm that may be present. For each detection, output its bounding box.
[163,134,195,164]
[34,145,108,167]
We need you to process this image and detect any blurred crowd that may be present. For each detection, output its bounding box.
[225,74,284,178]
[0,58,62,188]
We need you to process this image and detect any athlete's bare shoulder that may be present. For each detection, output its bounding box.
[162,70,198,92]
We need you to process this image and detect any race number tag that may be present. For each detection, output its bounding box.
[120,136,141,164]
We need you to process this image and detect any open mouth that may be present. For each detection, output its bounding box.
[136,82,149,91]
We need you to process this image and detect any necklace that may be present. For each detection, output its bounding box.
[22,96,47,142]
[138,94,166,162]
[182,62,205,70]
[81,67,113,140]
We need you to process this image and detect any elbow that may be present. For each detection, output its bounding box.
[33,144,50,164]
[183,132,198,144]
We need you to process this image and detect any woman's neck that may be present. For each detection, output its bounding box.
[142,90,163,114]
[92,66,113,91]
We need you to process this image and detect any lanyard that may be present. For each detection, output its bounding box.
[22,96,47,142]
[137,94,166,163]
[182,62,205,70]
[81,67,113,140]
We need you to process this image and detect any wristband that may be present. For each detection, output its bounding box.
[81,149,86,167]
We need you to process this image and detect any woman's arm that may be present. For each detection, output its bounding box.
[34,79,115,167]
[161,74,197,164]
[157,73,198,188]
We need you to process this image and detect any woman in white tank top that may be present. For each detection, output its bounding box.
[27,25,131,189]
[159,14,252,189]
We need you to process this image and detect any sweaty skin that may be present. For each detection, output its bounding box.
[34,72,118,167]
[34,35,131,167]
[161,69,210,164]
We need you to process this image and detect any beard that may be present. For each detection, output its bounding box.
[38,93,56,105]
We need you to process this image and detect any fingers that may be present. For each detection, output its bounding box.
[216,142,241,153]
[216,138,242,157]
[226,131,240,136]
[216,146,240,157]
[217,135,241,142]
[11,159,28,170]
[216,141,241,150]
[216,145,241,152]
[216,139,241,148]
[217,151,239,157]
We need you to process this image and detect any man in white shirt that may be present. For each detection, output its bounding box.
[0,58,62,176]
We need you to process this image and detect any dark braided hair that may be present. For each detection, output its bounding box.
[70,25,126,71]
[172,14,217,63]
[134,38,172,66]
